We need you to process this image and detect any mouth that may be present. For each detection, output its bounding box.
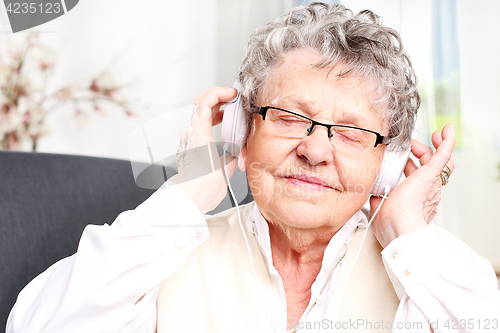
[285,174,333,190]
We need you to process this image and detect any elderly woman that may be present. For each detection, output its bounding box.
[7,3,500,333]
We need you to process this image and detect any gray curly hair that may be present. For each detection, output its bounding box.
[237,2,419,150]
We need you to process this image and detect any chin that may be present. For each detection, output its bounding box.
[267,197,339,229]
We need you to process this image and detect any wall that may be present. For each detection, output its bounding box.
[0,0,217,160]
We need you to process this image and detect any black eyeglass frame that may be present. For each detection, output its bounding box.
[258,106,391,147]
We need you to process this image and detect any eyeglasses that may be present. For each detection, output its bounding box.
[258,106,391,150]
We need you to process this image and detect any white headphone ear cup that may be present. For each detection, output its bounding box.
[233,103,248,154]
[371,147,411,197]
[221,81,246,156]
[372,128,416,197]
[372,151,391,197]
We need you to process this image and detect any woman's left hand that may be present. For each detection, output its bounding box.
[369,124,456,248]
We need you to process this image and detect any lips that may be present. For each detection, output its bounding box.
[286,174,332,189]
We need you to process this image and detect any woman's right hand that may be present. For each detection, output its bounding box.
[169,86,239,214]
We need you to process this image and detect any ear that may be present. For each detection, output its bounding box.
[238,146,247,171]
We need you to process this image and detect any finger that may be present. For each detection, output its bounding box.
[211,102,225,114]
[431,131,442,150]
[411,140,434,166]
[194,87,237,124]
[403,158,418,177]
[213,111,224,126]
[446,153,455,174]
[369,196,383,217]
[432,127,455,173]
[425,124,455,173]
[411,140,432,159]
[191,87,238,138]
[210,101,227,126]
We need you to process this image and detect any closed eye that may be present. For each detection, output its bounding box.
[332,127,369,143]
[273,114,310,126]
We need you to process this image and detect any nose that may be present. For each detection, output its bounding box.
[296,125,335,166]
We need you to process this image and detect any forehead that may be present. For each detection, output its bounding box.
[258,49,388,128]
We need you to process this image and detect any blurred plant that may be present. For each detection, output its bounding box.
[0,34,134,151]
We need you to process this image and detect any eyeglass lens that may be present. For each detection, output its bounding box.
[263,107,378,150]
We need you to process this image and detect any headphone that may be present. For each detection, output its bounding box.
[221,82,414,197]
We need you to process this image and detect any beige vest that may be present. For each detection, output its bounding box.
[156,202,406,332]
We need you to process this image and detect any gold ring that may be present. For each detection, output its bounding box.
[440,165,451,186]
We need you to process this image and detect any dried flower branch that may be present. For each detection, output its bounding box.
[0,34,134,151]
